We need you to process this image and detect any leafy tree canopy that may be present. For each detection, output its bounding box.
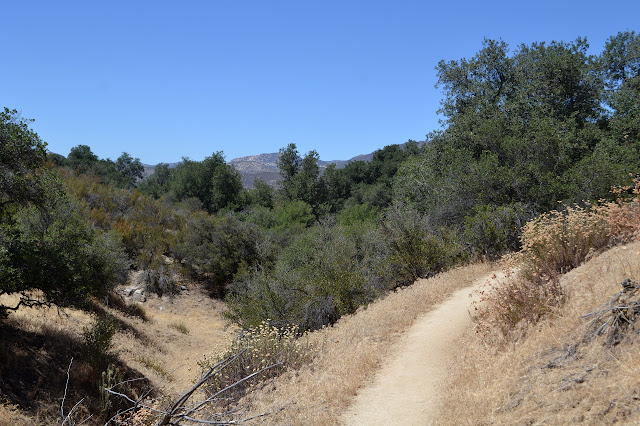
[395,32,640,257]
[166,152,244,213]
[1,109,129,318]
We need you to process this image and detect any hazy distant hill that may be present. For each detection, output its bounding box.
[226,153,280,187]
[228,152,374,188]
[143,141,423,189]
[141,162,180,178]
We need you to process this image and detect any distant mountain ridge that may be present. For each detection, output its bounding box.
[143,141,424,188]
[227,152,374,188]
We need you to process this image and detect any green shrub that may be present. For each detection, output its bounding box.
[64,173,177,271]
[225,269,290,329]
[98,363,121,413]
[83,314,118,368]
[337,202,379,226]
[227,206,471,331]
[226,221,384,331]
[464,202,533,260]
[172,211,259,294]
[2,193,130,317]
[381,204,467,286]
[141,261,178,296]
[240,205,278,229]
[273,200,315,232]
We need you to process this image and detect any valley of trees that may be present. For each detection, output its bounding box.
[1,30,639,421]
[3,30,640,329]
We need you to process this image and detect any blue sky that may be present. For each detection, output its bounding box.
[2,0,638,164]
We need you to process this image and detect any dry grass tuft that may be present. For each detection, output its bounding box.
[0,404,36,426]
[474,269,564,343]
[135,355,170,377]
[236,262,493,425]
[439,241,640,425]
[169,321,190,334]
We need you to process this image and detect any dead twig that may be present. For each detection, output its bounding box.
[60,357,93,426]
[101,349,280,425]
[583,279,640,346]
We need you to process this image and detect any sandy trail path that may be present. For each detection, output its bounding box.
[341,272,500,425]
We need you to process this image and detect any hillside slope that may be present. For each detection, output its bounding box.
[440,241,640,424]
[236,241,640,425]
[0,281,236,424]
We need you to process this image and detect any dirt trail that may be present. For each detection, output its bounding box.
[341,272,500,425]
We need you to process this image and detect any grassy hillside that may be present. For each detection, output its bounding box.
[442,241,640,424]
[0,280,236,425]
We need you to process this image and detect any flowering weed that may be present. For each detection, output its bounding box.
[198,322,316,405]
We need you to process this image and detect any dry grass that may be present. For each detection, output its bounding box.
[0,404,37,426]
[110,282,236,396]
[439,241,640,424]
[0,281,236,424]
[135,355,170,377]
[168,321,190,334]
[475,192,640,343]
[237,262,493,425]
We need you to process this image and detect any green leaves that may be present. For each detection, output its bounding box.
[166,152,244,213]
[396,32,640,255]
[226,221,383,331]
[1,109,129,317]
[0,108,48,208]
[600,31,640,141]
[171,211,259,293]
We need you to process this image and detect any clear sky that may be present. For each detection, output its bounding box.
[2,0,638,164]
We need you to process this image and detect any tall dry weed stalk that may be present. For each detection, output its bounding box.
[519,205,611,281]
[475,270,564,340]
[477,178,640,341]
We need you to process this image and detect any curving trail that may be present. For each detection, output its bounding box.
[340,272,501,425]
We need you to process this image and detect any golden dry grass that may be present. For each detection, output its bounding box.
[110,285,236,395]
[439,240,640,425]
[0,404,36,426]
[0,281,236,423]
[239,262,493,425]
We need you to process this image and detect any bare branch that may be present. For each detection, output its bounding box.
[61,357,73,423]
[181,361,283,420]
[100,349,281,425]
[156,350,248,426]
[60,358,92,426]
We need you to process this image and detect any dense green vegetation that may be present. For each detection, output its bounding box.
[397,32,640,258]
[0,109,129,318]
[2,31,639,336]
